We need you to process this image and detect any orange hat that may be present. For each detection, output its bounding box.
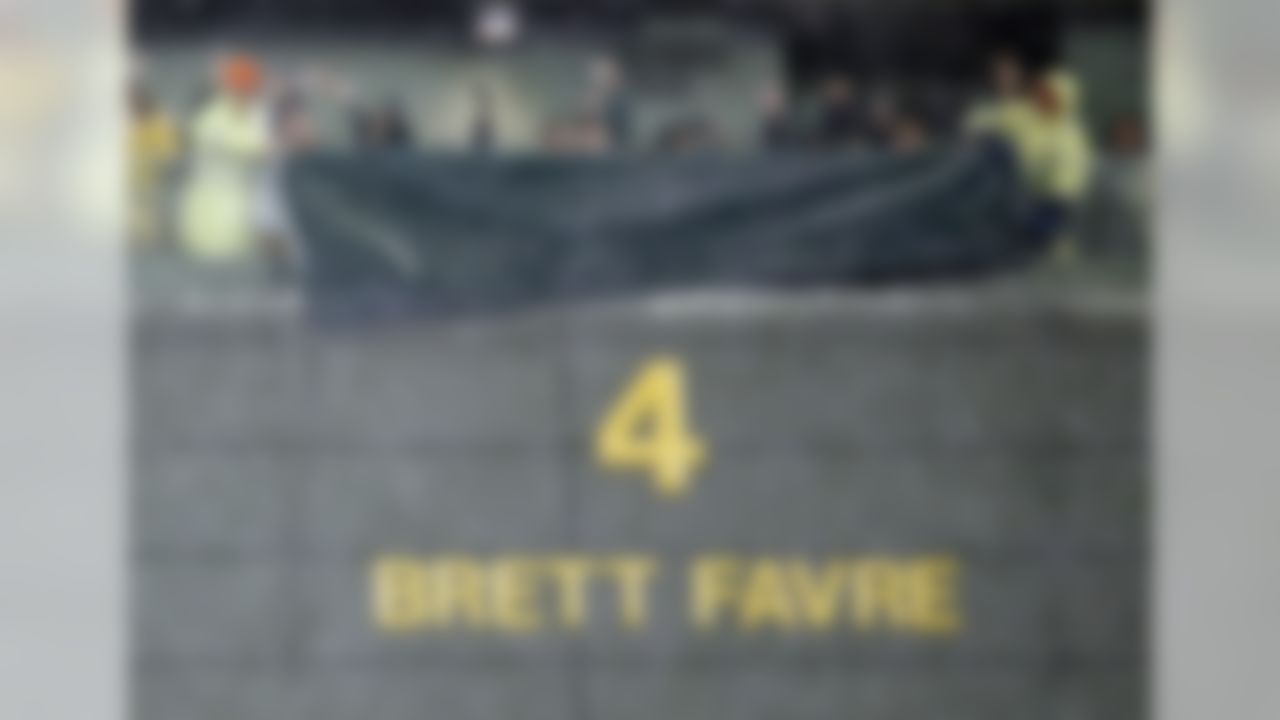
[218,54,262,95]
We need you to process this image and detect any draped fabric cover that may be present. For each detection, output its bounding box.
[286,144,1040,318]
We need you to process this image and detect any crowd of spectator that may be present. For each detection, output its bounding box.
[128,45,1145,266]
[127,50,1038,168]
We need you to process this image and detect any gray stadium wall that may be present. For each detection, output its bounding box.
[134,284,1146,719]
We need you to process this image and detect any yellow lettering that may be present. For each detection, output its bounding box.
[738,560,796,630]
[610,555,658,631]
[689,555,738,631]
[371,555,431,632]
[548,556,593,630]
[490,556,541,633]
[595,356,708,499]
[789,560,846,630]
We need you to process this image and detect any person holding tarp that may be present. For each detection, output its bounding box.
[966,51,1035,154]
[286,73,1086,318]
[177,53,273,264]
[969,63,1094,259]
[1019,70,1094,259]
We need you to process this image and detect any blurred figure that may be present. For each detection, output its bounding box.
[965,50,1035,159]
[1024,71,1094,201]
[254,91,315,277]
[467,85,496,153]
[128,79,179,246]
[813,73,872,149]
[965,56,1095,258]
[968,51,1028,119]
[654,116,722,154]
[585,54,632,150]
[540,117,577,153]
[177,53,272,263]
[758,83,802,149]
[352,98,416,150]
[1019,70,1095,257]
[1089,114,1150,257]
[272,93,317,156]
[866,89,898,148]
[540,113,609,155]
[256,68,357,277]
[1108,115,1147,157]
[889,112,931,152]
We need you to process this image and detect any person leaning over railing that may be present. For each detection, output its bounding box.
[969,65,1095,262]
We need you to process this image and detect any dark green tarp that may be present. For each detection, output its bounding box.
[285,144,1041,318]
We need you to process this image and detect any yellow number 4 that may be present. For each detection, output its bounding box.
[595,355,708,500]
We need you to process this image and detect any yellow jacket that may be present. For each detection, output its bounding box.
[178,96,271,261]
[968,72,1094,203]
[128,110,179,244]
[965,96,1037,166]
[1020,73,1093,203]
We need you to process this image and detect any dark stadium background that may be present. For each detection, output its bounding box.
[134,0,1145,85]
